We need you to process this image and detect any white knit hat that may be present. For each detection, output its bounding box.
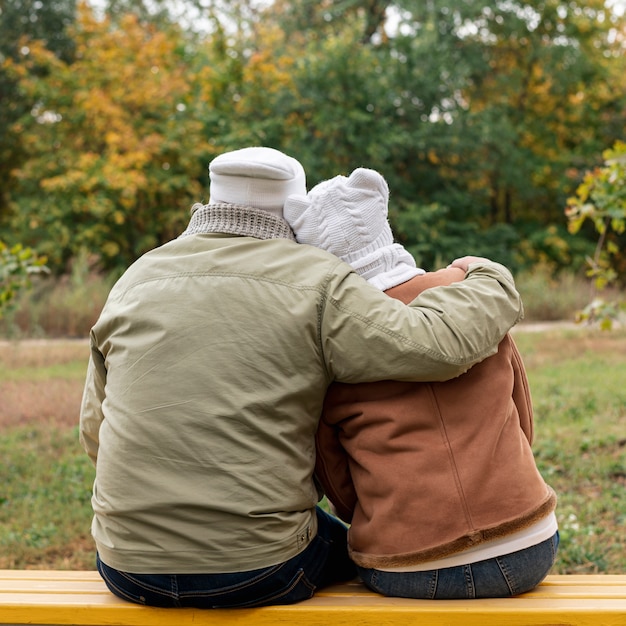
[284,168,424,290]
[209,147,306,217]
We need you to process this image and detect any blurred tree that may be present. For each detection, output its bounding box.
[0,0,76,222]
[259,0,625,269]
[0,241,48,318]
[3,0,625,275]
[270,0,390,43]
[6,3,212,272]
[94,0,172,23]
[566,140,626,326]
[232,2,487,268]
[454,0,621,224]
[92,0,262,36]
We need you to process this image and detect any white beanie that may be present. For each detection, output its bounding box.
[209,147,306,217]
[284,168,424,291]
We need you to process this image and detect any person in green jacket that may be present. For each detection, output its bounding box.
[80,146,524,608]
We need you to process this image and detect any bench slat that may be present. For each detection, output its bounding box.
[3,574,625,598]
[3,580,625,599]
[2,598,626,626]
[1,571,624,626]
[0,570,103,580]
[1,570,622,584]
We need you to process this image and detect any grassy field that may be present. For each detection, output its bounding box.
[512,326,626,574]
[0,326,625,572]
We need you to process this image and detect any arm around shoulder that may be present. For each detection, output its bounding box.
[320,262,523,384]
[402,258,524,377]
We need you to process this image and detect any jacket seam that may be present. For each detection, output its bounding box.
[428,385,476,533]
[326,295,494,366]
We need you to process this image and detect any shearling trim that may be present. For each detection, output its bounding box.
[350,488,557,569]
[179,203,296,241]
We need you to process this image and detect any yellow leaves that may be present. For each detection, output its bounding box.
[101,241,120,258]
[232,21,298,114]
[15,4,201,197]
[17,0,195,264]
[543,225,570,255]
[566,141,626,325]
[241,48,294,98]
[565,201,595,235]
[39,153,102,195]
[3,36,62,94]
[104,131,124,149]
[0,242,48,317]
[70,4,191,119]
[427,149,440,165]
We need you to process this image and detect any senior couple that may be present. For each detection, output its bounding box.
[79,147,558,608]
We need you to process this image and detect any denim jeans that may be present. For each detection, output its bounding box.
[357,531,559,599]
[96,507,356,608]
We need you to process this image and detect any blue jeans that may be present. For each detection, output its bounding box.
[96,507,356,608]
[357,531,559,599]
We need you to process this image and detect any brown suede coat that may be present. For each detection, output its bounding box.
[315,268,557,569]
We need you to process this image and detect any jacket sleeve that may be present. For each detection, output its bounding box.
[314,268,468,524]
[322,260,524,384]
[315,415,357,523]
[79,334,107,466]
[510,336,534,444]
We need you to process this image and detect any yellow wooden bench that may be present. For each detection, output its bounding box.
[1,570,625,626]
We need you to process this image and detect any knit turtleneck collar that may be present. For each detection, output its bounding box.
[179,203,296,242]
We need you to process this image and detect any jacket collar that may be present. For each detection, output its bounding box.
[179,203,296,241]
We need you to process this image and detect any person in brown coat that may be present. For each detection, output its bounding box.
[284,168,559,599]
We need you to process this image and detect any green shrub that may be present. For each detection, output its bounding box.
[0,242,48,320]
[515,265,593,322]
[0,252,113,338]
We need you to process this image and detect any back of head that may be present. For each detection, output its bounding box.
[209,147,306,217]
[284,168,423,290]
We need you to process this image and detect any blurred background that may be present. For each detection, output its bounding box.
[1,0,625,335]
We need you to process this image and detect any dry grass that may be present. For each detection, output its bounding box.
[513,322,626,364]
[0,379,84,429]
[0,340,88,429]
[0,339,88,369]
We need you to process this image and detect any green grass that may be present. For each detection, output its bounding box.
[513,328,626,574]
[0,425,95,569]
[0,360,87,382]
[0,328,625,572]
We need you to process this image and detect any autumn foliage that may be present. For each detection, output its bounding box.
[1,0,625,277]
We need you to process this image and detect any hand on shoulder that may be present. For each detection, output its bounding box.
[447,256,493,273]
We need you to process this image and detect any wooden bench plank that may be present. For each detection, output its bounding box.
[2,598,626,626]
[1,571,622,584]
[0,571,624,626]
[3,573,625,597]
